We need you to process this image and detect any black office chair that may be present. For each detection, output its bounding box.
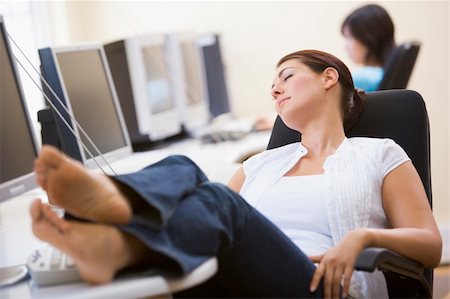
[378,42,421,90]
[267,89,433,298]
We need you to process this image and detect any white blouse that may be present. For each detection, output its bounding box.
[240,137,411,298]
[256,175,333,257]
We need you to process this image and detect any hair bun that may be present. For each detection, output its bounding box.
[354,88,366,97]
[345,88,367,132]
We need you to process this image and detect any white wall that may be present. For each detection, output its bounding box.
[46,1,449,225]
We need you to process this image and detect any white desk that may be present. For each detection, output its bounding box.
[109,131,271,181]
[0,258,218,299]
[0,131,271,298]
[0,190,47,269]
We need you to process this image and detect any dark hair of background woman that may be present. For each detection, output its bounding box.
[277,50,366,133]
[341,4,395,66]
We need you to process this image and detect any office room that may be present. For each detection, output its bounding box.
[0,0,448,298]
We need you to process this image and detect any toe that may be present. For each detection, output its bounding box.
[39,145,65,169]
[30,199,43,223]
[41,204,69,232]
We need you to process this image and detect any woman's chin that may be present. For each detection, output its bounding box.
[279,115,300,132]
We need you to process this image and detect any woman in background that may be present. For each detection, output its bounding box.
[341,4,395,91]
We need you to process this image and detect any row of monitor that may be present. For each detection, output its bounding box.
[0,14,231,202]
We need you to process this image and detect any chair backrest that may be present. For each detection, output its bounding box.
[267,89,433,294]
[378,42,421,90]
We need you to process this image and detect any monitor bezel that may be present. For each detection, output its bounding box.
[49,43,132,170]
[124,34,182,141]
[0,15,38,203]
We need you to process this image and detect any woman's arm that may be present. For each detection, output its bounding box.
[372,160,442,267]
[310,161,442,298]
[227,166,246,193]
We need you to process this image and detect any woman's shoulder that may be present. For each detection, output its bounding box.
[347,137,411,178]
[353,66,383,76]
[347,137,409,162]
[348,136,399,150]
[352,66,384,92]
[242,142,300,176]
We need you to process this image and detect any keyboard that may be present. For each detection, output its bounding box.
[27,245,82,286]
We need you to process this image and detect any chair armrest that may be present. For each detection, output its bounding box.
[355,247,431,298]
[355,247,424,274]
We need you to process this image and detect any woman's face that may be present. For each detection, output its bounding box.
[342,26,368,65]
[271,60,324,125]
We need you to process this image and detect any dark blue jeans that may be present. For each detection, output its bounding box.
[114,155,322,298]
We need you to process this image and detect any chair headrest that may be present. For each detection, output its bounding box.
[378,42,421,90]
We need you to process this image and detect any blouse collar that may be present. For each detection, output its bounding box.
[296,137,351,170]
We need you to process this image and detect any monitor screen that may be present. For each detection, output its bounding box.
[0,16,37,202]
[164,33,209,133]
[53,46,131,166]
[180,41,204,107]
[141,45,173,114]
[121,35,182,141]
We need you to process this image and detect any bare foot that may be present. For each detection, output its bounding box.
[30,199,135,284]
[34,145,131,224]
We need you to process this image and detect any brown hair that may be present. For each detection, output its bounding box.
[277,49,365,132]
[341,4,395,66]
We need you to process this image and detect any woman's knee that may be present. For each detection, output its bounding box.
[162,155,208,182]
[196,182,250,211]
[162,155,196,166]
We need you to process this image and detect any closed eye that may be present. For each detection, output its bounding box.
[283,74,293,81]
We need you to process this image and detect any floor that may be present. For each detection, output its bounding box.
[434,264,450,299]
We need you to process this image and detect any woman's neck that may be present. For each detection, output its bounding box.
[300,122,346,157]
[293,90,346,157]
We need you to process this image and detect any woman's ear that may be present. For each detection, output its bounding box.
[323,67,339,89]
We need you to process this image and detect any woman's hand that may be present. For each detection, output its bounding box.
[309,229,372,298]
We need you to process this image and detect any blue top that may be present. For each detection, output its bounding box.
[352,66,384,92]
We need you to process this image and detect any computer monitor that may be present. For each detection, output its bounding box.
[0,15,38,203]
[196,34,231,117]
[104,40,149,145]
[38,44,132,170]
[166,33,210,133]
[104,35,182,143]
